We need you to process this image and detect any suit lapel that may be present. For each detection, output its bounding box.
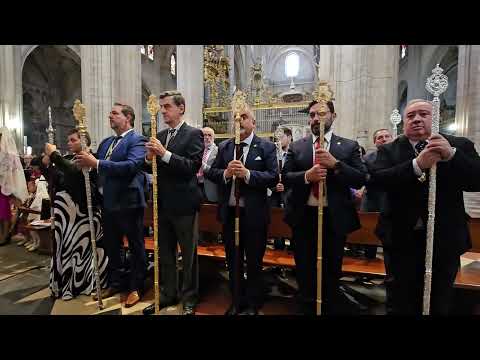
[328,134,343,159]
[111,130,134,157]
[245,135,259,166]
[398,135,416,163]
[159,129,168,146]
[303,136,313,168]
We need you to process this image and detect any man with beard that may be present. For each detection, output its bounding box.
[206,105,277,315]
[371,99,480,315]
[282,100,367,315]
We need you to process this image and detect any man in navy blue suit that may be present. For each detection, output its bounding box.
[206,105,278,315]
[76,102,147,308]
[282,100,367,315]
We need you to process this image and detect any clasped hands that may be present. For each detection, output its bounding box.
[305,148,337,183]
[416,134,454,170]
[145,137,166,160]
[224,160,249,179]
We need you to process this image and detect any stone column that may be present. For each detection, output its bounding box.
[322,45,397,150]
[176,45,204,129]
[0,45,23,150]
[457,45,480,218]
[81,45,142,150]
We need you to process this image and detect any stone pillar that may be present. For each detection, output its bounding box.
[321,45,397,150]
[81,45,142,150]
[0,45,23,150]
[176,45,204,128]
[457,45,480,218]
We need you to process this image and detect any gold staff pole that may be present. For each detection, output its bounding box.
[73,100,104,310]
[147,95,161,315]
[231,90,248,313]
[423,65,448,315]
[312,81,334,315]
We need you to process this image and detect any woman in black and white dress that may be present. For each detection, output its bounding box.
[45,128,108,300]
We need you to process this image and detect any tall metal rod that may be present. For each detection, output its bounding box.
[147,95,161,315]
[423,64,448,315]
[231,90,248,313]
[73,100,104,310]
[312,81,334,315]
[46,106,59,295]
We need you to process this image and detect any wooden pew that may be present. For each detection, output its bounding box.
[135,204,480,287]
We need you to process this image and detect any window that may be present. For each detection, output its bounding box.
[140,45,146,55]
[285,52,299,78]
[400,45,408,59]
[147,45,154,61]
[170,53,176,77]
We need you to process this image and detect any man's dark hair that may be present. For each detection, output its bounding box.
[159,90,186,115]
[68,128,91,147]
[306,100,335,114]
[372,128,391,143]
[114,102,136,127]
[30,156,41,167]
[282,127,293,138]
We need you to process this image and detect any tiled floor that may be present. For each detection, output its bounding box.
[0,241,387,315]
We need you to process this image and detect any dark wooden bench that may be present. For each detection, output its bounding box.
[136,204,480,289]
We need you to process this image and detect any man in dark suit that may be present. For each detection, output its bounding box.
[75,102,147,308]
[360,128,394,311]
[282,100,367,315]
[206,105,277,315]
[371,99,480,315]
[142,91,204,316]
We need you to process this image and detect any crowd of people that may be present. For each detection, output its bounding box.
[1,91,479,316]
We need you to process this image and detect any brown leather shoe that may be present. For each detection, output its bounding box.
[92,287,120,301]
[125,291,140,308]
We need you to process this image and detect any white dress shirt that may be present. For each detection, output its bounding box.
[305,130,332,207]
[225,131,254,207]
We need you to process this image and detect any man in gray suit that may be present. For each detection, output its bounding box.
[197,127,219,203]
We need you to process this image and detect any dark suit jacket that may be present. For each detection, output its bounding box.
[146,122,204,216]
[371,134,480,258]
[206,134,278,228]
[282,134,367,237]
[97,130,147,211]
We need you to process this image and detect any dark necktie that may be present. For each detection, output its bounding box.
[312,138,321,199]
[166,129,176,148]
[415,140,428,155]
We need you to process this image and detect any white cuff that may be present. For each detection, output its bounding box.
[96,160,100,171]
[412,158,423,177]
[304,172,310,184]
[244,170,251,184]
[161,151,172,164]
[445,147,456,161]
[223,171,231,184]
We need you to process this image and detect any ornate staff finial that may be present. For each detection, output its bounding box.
[231,90,248,144]
[73,99,86,128]
[425,64,448,134]
[46,106,55,144]
[312,80,334,119]
[147,94,160,117]
[390,109,401,137]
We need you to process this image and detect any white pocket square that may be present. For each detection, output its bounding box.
[255,156,262,161]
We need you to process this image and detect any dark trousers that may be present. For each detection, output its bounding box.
[223,207,267,309]
[103,207,146,292]
[158,211,198,306]
[292,206,346,315]
[391,230,460,315]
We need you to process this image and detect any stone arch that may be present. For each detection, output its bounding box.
[21,45,80,71]
[22,45,82,155]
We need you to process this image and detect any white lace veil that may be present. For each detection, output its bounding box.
[0,127,28,203]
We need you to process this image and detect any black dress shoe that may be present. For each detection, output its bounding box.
[183,304,195,315]
[240,306,259,315]
[142,296,178,315]
[224,303,245,316]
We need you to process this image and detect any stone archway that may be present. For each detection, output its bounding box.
[22,45,81,155]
